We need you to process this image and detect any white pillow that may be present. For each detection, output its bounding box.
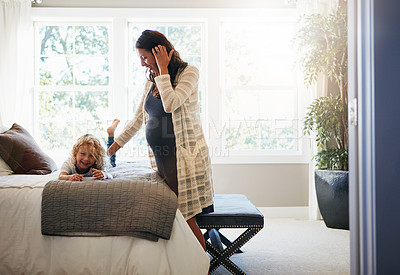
[0,125,13,175]
[0,125,8,133]
[0,157,13,176]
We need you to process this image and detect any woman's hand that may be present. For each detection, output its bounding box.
[152,45,174,75]
[93,168,105,180]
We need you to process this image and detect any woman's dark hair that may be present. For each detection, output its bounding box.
[135,30,188,87]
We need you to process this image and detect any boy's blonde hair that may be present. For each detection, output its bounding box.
[70,134,108,170]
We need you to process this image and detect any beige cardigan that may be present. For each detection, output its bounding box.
[115,65,214,220]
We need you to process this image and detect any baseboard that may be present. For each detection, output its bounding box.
[257,207,309,219]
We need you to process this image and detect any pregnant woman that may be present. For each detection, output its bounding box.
[107,30,214,250]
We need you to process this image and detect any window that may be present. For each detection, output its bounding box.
[220,18,299,155]
[34,23,111,161]
[32,8,305,164]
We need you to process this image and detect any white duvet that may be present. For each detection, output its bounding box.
[0,173,209,275]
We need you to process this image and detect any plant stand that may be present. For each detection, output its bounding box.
[315,169,349,230]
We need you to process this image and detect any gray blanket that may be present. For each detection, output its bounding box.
[41,161,178,241]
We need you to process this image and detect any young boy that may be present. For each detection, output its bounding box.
[58,119,120,181]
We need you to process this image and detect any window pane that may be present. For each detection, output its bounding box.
[74,56,109,85]
[224,119,298,151]
[75,26,109,55]
[35,23,111,157]
[38,26,73,55]
[167,26,201,57]
[38,90,110,152]
[39,91,73,120]
[39,121,74,150]
[225,90,296,120]
[74,91,109,121]
[222,19,298,152]
[39,56,73,86]
[223,22,296,86]
[185,56,201,71]
[38,24,110,87]
[75,120,109,143]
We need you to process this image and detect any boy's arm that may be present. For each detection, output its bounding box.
[104,171,113,179]
[58,172,83,181]
[92,168,113,180]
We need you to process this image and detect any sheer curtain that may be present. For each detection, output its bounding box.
[296,0,340,220]
[0,0,33,131]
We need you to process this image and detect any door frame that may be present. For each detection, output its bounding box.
[348,0,377,274]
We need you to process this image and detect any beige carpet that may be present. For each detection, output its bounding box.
[209,217,350,275]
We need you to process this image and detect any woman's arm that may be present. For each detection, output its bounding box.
[107,142,121,158]
[155,65,199,113]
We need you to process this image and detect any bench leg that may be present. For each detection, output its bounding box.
[218,230,244,253]
[204,229,244,253]
[205,227,262,274]
[206,241,245,274]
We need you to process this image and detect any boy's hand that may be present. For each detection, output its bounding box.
[70,174,83,181]
[93,168,105,180]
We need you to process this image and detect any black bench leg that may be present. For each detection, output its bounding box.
[206,227,262,274]
[218,230,244,253]
[206,241,245,274]
[204,229,244,253]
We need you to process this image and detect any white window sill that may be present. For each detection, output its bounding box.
[211,154,310,164]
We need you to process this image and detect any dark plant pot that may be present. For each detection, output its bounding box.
[315,169,349,230]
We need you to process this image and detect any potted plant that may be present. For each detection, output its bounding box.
[292,2,349,230]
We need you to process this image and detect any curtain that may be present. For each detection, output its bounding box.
[296,0,340,220]
[0,0,33,131]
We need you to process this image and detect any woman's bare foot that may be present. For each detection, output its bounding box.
[107,119,120,137]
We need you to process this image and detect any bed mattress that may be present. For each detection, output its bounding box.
[0,161,209,275]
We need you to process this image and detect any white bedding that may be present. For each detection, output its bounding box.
[0,172,209,275]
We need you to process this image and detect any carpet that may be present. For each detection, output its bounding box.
[209,217,350,275]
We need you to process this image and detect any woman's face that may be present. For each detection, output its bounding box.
[137,48,158,73]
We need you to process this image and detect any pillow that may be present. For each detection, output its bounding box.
[0,156,13,176]
[0,123,57,175]
[0,125,8,133]
[0,125,13,175]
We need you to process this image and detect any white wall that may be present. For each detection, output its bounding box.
[212,164,309,207]
[33,0,309,208]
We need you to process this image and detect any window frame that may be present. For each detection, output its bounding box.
[31,7,310,164]
[215,15,307,163]
[32,21,114,162]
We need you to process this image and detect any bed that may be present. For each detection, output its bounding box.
[0,124,209,275]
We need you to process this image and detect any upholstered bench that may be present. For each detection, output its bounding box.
[196,194,264,274]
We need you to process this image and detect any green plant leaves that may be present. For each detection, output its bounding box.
[293,4,349,171]
[314,148,348,170]
[292,9,347,90]
[304,95,348,170]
